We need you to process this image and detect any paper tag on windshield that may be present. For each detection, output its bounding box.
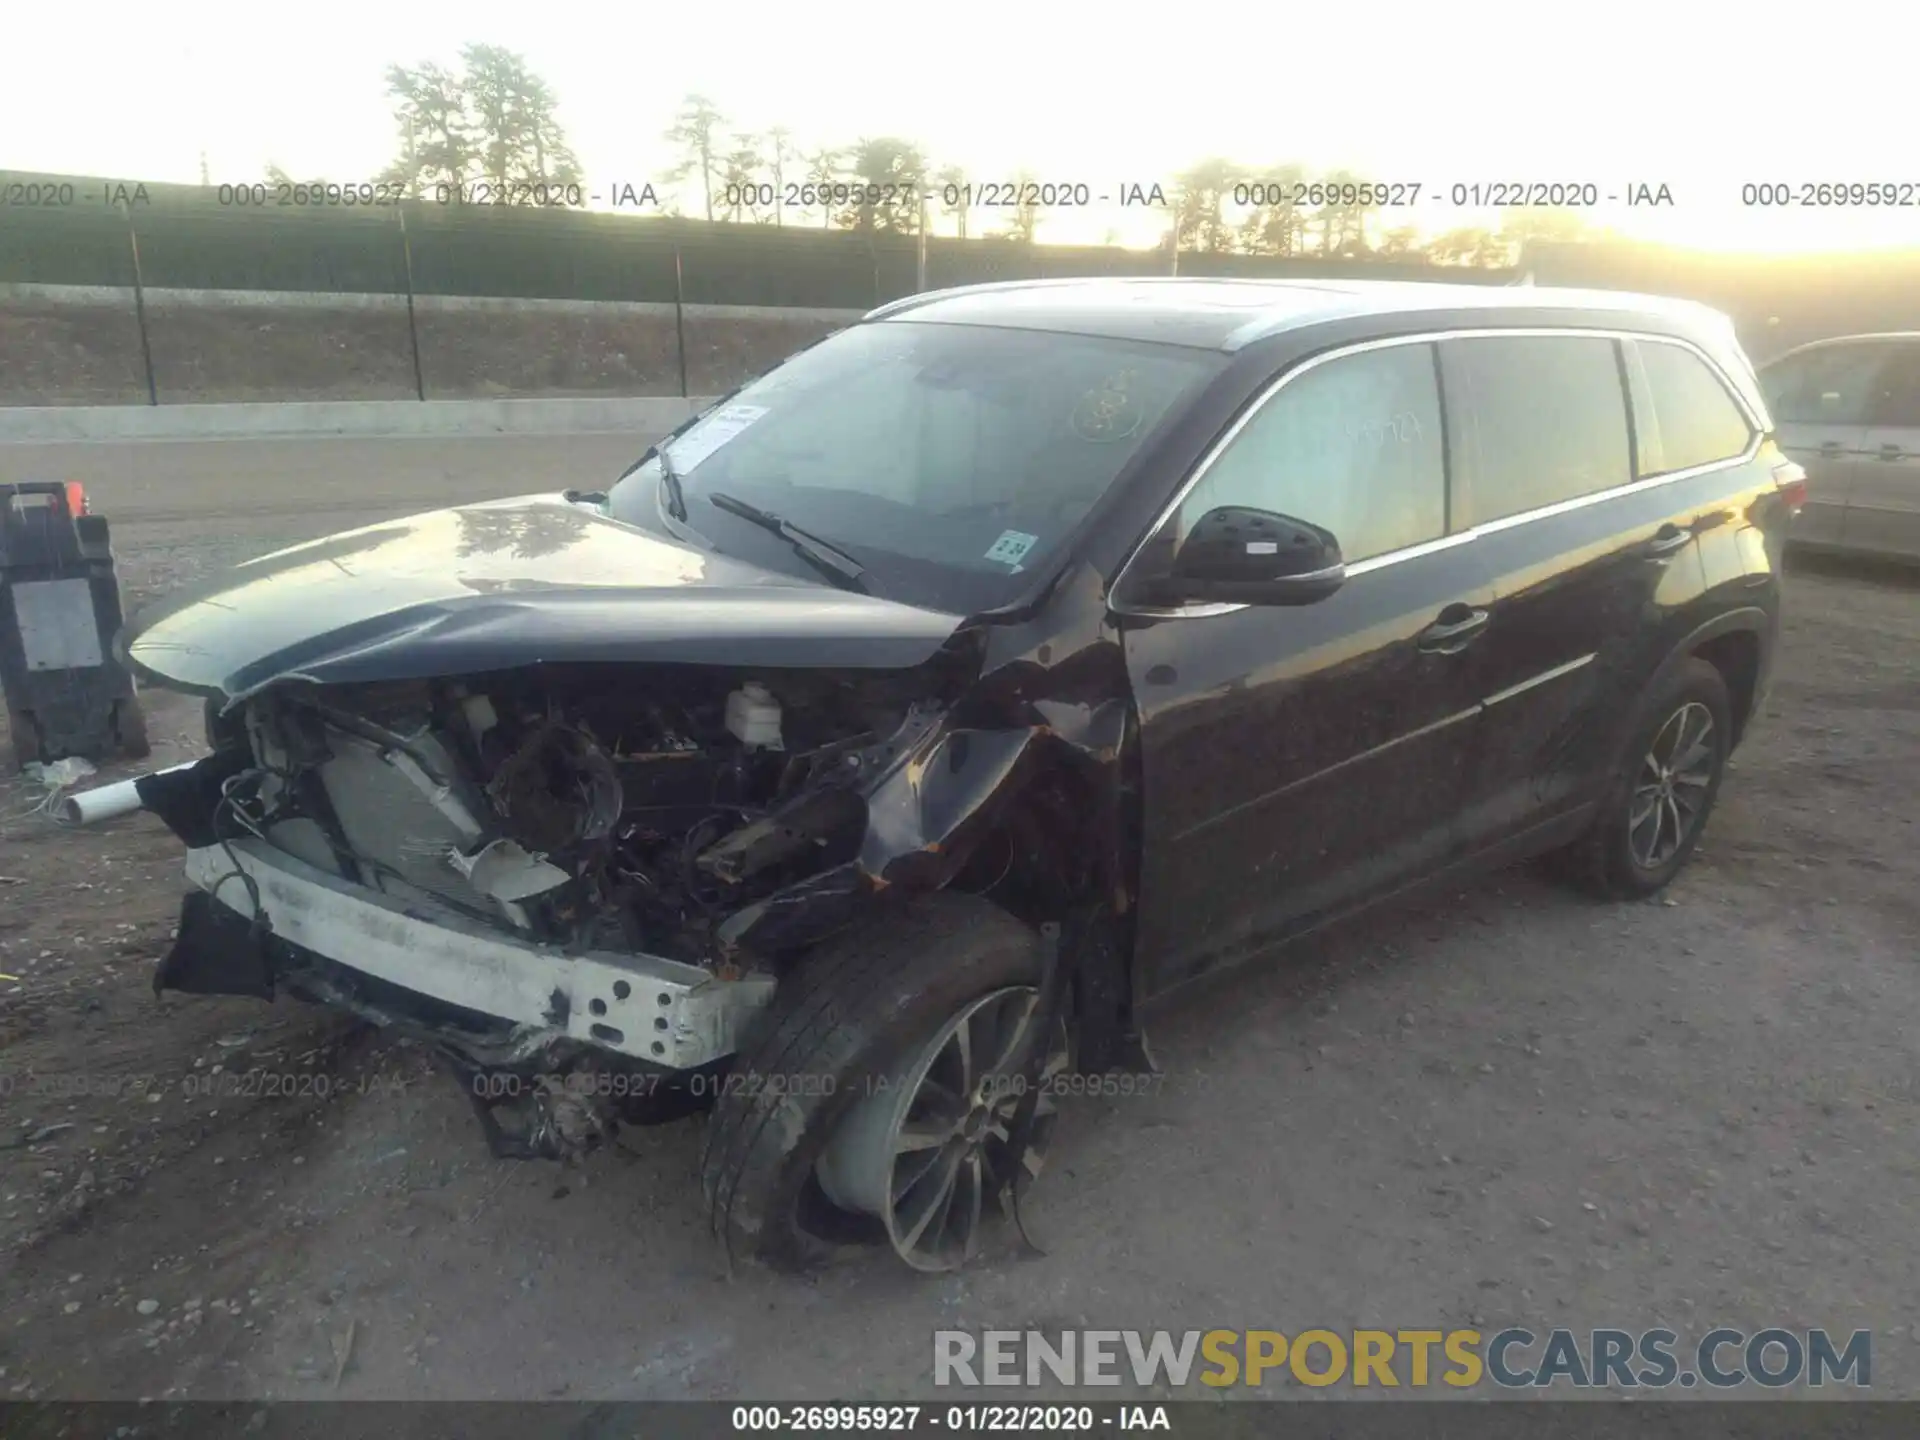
[664,404,768,471]
[984,530,1039,566]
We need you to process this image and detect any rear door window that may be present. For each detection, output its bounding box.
[1762,342,1897,425]
[1632,340,1756,477]
[1443,336,1633,526]
[1865,344,1920,429]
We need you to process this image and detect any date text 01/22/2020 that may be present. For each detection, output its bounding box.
[178,1068,411,1100]
[207,179,665,209]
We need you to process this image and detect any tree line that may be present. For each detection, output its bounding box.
[344,49,1595,268]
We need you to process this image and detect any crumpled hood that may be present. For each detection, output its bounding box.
[120,495,967,699]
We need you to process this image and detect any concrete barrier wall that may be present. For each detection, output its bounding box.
[0,285,862,408]
[0,395,721,444]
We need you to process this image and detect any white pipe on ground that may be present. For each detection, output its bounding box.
[57,760,200,826]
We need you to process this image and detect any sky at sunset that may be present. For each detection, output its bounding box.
[6,0,1915,254]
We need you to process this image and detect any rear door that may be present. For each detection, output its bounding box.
[1759,340,1893,545]
[1844,341,1920,560]
[1442,331,1751,850]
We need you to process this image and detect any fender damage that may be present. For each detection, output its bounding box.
[117,501,1143,1145]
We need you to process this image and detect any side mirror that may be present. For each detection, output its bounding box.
[1165,505,1345,606]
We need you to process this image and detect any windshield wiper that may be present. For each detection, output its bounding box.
[657,446,688,521]
[614,404,712,486]
[706,492,869,594]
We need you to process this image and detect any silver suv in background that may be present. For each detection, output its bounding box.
[1759,333,1920,560]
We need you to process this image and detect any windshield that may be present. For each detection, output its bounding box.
[606,320,1224,613]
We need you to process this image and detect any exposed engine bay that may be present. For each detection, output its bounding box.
[209,661,973,969]
[135,628,1133,1166]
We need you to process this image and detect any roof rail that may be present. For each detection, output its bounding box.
[862,276,1121,322]
[861,273,1361,322]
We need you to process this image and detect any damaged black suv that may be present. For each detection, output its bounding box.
[115,277,1796,1273]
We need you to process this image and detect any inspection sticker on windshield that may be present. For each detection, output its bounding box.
[984,530,1040,566]
[664,404,769,471]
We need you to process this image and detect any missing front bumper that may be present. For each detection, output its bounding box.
[169,840,775,1072]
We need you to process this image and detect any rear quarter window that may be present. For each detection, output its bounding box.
[1632,340,1755,477]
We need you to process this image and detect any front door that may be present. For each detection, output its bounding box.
[1121,339,1492,997]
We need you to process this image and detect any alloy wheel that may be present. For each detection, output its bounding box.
[1627,700,1717,870]
[814,985,1070,1272]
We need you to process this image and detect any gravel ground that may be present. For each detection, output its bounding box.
[0,436,1916,1405]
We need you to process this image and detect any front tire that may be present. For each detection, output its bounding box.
[1559,655,1731,900]
[700,892,1055,1273]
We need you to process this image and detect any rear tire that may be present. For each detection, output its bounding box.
[700,891,1049,1273]
[1556,656,1731,900]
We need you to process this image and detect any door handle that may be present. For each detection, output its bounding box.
[1417,605,1489,654]
[1880,444,1906,461]
[1818,441,1844,457]
[1643,524,1693,557]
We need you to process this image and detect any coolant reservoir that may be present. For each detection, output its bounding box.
[725,682,784,750]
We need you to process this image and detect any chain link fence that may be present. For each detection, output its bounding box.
[0,172,1529,406]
